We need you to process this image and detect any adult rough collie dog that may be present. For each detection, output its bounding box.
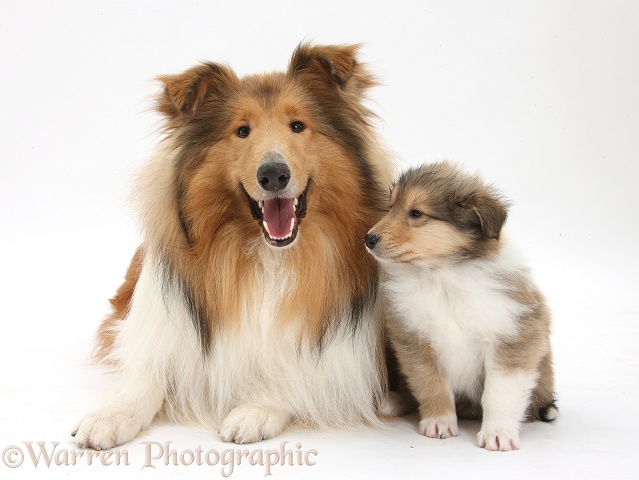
[366,162,557,451]
[73,44,394,449]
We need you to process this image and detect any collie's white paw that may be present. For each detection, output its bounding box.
[219,405,292,444]
[72,407,146,450]
[477,429,520,451]
[419,415,458,439]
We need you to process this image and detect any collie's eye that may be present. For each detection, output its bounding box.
[290,121,305,133]
[409,209,423,218]
[236,126,250,138]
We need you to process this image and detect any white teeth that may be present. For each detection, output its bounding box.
[263,218,296,241]
[258,198,298,214]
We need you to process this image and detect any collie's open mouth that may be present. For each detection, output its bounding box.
[243,181,310,247]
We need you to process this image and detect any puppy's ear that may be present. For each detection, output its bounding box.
[156,63,237,119]
[288,43,376,97]
[457,191,509,240]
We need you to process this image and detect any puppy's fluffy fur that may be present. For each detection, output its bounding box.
[72,44,394,450]
[366,161,557,451]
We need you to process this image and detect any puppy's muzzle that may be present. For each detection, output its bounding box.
[365,232,381,250]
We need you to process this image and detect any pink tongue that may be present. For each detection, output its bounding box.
[263,198,296,238]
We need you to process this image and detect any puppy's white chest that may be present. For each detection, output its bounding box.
[400,289,486,396]
[383,263,525,396]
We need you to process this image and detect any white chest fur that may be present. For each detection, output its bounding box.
[380,244,530,400]
[113,245,384,429]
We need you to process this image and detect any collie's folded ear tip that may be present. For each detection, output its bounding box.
[288,42,373,90]
[156,62,237,118]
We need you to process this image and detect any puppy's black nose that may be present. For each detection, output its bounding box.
[257,162,291,191]
[365,232,380,249]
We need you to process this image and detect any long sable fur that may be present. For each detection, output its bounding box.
[95,43,394,360]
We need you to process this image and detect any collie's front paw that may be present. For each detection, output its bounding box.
[477,429,520,451]
[72,407,145,450]
[219,405,292,444]
[419,415,458,439]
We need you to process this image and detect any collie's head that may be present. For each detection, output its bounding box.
[147,43,391,252]
[366,161,509,265]
[138,44,393,344]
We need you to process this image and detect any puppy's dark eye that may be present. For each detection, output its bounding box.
[290,121,305,133]
[409,210,423,218]
[236,126,250,138]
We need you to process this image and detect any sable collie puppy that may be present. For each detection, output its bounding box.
[72,44,394,450]
[365,161,557,451]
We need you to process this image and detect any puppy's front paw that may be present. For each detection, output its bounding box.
[419,415,458,439]
[477,429,520,451]
[219,405,292,444]
[72,407,145,450]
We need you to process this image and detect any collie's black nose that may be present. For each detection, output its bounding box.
[365,233,380,249]
[257,162,291,191]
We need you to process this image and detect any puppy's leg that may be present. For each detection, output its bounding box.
[73,259,181,450]
[528,351,558,422]
[479,300,554,452]
[387,321,457,439]
[478,355,538,452]
[219,404,292,444]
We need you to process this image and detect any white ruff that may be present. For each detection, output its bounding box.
[107,245,384,432]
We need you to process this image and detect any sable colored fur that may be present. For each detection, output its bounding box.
[74,44,394,449]
[366,161,557,451]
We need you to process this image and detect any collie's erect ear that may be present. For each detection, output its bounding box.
[288,43,377,97]
[156,63,237,118]
[457,191,509,240]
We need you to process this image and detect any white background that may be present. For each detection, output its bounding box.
[1,1,638,479]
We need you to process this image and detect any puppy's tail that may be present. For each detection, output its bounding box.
[537,400,559,422]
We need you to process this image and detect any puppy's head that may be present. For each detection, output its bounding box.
[365,161,509,264]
